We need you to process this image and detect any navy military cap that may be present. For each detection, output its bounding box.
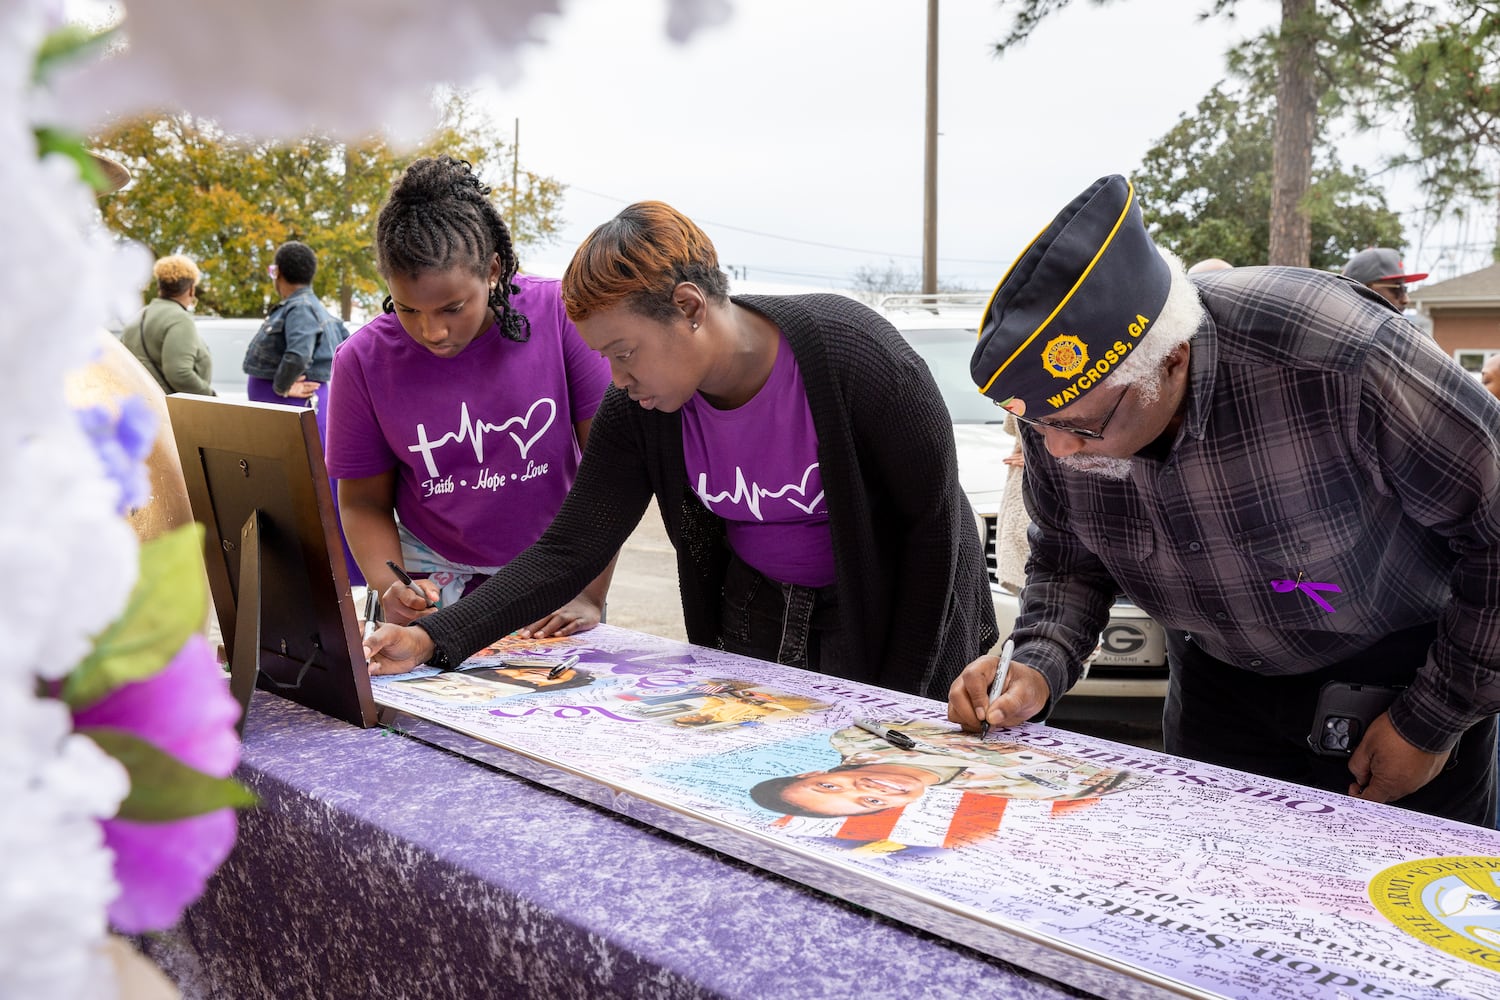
[971,175,1170,414]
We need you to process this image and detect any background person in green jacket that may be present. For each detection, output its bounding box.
[121,254,215,396]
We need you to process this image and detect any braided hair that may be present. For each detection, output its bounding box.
[375,155,530,342]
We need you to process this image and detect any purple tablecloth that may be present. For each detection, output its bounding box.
[143,691,1092,999]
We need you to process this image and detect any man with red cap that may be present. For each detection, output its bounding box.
[1341,246,1428,313]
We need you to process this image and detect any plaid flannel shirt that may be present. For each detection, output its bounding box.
[1015,266,1500,753]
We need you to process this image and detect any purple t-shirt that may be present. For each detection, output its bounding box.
[326,274,610,567]
[681,330,834,587]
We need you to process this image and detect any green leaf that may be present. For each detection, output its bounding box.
[81,728,258,822]
[33,25,118,83]
[65,524,210,709]
[34,127,108,193]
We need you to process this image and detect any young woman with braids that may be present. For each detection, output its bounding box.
[363,201,998,700]
[326,156,614,635]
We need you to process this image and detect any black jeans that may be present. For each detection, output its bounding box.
[719,552,847,675]
[1163,623,1497,828]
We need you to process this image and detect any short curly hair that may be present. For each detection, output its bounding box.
[153,254,199,299]
[274,241,317,285]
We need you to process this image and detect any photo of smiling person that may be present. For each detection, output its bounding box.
[750,722,1143,818]
[365,201,996,699]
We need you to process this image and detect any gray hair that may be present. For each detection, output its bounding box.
[1107,248,1202,403]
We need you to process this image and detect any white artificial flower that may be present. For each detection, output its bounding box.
[45,0,734,143]
[0,4,149,997]
[3,427,136,678]
[46,0,560,142]
[0,681,127,1000]
[0,5,144,683]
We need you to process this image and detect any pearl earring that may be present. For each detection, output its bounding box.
[691,322,699,330]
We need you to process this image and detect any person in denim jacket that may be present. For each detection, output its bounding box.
[243,241,342,424]
[243,239,361,582]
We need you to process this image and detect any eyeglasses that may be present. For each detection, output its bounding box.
[999,385,1132,440]
[1371,283,1410,300]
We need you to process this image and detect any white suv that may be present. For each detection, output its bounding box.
[880,293,1168,724]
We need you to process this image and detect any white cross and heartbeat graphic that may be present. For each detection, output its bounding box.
[695,463,825,521]
[407,399,557,477]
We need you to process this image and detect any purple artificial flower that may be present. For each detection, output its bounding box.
[73,634,240,774]
[100,812,239,933]
[75,395,159,515]
[73,634,243,932]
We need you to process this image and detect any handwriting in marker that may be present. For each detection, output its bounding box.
[1270,578,1342,613]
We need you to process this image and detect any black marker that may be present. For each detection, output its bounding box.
[386,559,436,608]
[362,589,381,643]
[854,719,916,751]
[979,638,1015,740]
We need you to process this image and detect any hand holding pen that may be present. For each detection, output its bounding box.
[382,559,439,623]
[979,639,1014,739]
[948,638,1048,736]
[363,621,439,677]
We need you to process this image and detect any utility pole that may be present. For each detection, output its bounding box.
[922,0,938,294]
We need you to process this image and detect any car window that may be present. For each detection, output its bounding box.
[898,327,997,424]
[194,319,261,401]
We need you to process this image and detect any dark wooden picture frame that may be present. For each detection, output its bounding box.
[166,395,379,731]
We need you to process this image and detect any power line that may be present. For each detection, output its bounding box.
[564,184,1007,266]
[724,262,994,292]
[731,264,864,284]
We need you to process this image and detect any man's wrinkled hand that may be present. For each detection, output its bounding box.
[947,652,1048,733]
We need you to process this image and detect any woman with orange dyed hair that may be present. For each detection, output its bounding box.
[365,202,997,699]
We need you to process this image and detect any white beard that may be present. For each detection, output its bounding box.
[1058,454,1134,480]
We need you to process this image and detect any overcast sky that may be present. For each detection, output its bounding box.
[486,1,1282,290]
[68,0,1484,289]
[489,0,1500,290]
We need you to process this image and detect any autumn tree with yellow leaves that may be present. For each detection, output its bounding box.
[95,96,564,320]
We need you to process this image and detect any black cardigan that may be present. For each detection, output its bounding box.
[418,293,998,700]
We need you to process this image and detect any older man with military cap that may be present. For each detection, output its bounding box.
[949,174,1500,826]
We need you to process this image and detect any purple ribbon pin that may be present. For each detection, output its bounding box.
[1270,578,1342,613]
